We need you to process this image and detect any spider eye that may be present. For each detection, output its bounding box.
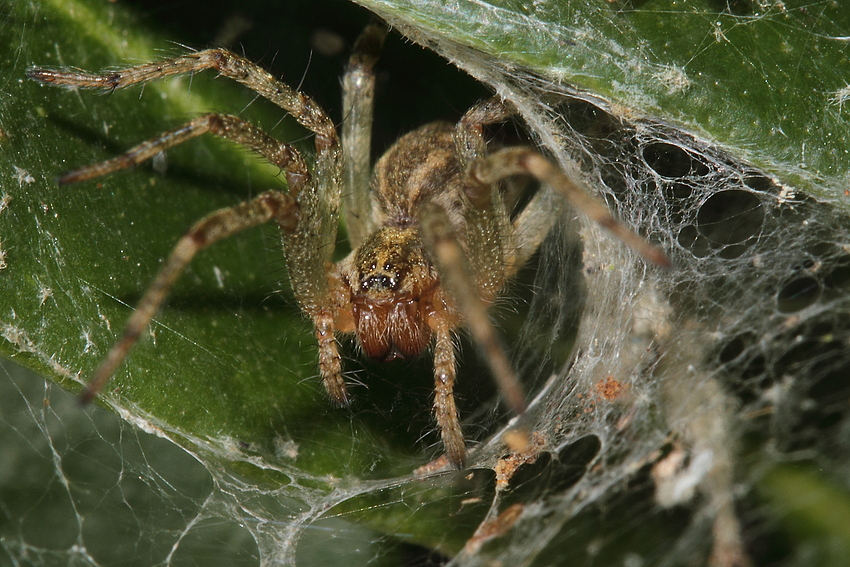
[361,273,397,291]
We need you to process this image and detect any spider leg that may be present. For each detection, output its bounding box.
[430,312,466,468]
[502,184,565,279]
[455,99,562,276]
[454,97,516,170]
[453,97,518,297]
[456,100,565,276]
[28,49,337,150]
[420,203,527,420]
[59,113,310,190]
[468,148,670,268]
[341,21,386,246]
[421,99,529,417]
[79,191,298,404]
[304,310,343,405]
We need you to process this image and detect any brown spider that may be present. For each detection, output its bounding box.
[28,24,667,468]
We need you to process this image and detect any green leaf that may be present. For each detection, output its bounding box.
[761,465,850,565]
[359,0,850,200]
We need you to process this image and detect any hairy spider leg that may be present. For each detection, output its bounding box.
[468,147,671,269]
[460,101,564,275]
[412,99,527,466]
[342,21,387,246]
[29,50,350,405]
[449,98,530,414]
[419,203,526,422]
[430,310,465,467]
[57,114,309,188]
[27,49,337,148]
[79,191,298,405]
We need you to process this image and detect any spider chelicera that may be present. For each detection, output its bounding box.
[28,23,667,468]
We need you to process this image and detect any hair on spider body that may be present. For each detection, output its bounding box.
[28,22,667,469]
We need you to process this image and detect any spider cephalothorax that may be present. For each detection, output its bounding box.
[28,23,666,468]
[336,121,473,364]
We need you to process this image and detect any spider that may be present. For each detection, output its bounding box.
[28,23,667,468]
